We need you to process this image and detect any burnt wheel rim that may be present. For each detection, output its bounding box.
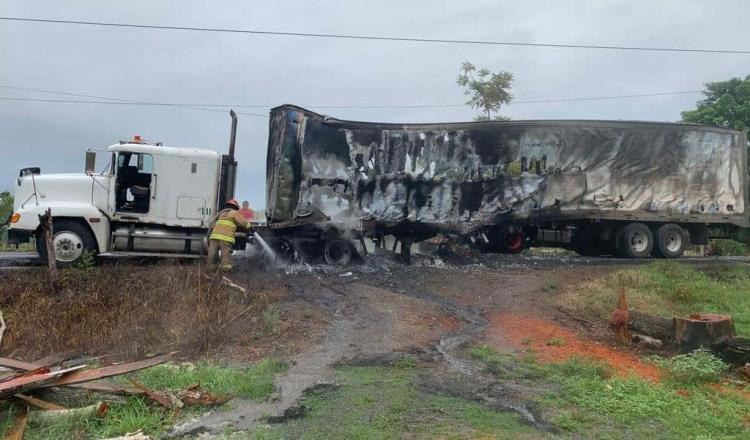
[505,232,524,252]
[324,241,352,265]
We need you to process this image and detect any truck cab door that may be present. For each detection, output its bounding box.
[113,152,154,215]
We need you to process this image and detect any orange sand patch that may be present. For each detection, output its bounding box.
[485,311,661,382]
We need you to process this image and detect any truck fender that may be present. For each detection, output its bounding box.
[15,203,110,253]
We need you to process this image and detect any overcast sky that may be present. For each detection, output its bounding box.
[1,0,748,208]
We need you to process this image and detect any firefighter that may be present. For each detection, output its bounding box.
[206,199,251,271]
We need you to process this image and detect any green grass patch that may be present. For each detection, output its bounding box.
[649,348,728,385]
[0,359,285,440]
[555,261,750,335]
[473,346,750,439]
[136,358,287,399]
[277,363,543,440]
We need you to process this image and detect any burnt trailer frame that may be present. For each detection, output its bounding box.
[265,104,748,260]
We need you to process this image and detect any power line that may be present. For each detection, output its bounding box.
[1,16,748,54]
[0,87,267,117]
[0,87,704,110]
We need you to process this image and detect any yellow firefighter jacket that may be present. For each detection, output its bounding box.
[209,208,251,244]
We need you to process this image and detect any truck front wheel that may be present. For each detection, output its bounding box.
[617,223,653,259]
[654,223,686,258]
[37,220,97,266]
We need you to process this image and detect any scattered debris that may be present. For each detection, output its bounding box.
[0,352,176,439]
[13,393,66,411]
[31,401,108,427]
[177,383,232,407]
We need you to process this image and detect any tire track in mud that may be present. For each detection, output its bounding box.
[385,281,553,430]
[171,267,553,437]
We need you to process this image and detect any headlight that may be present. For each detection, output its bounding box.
[10,213,20,223]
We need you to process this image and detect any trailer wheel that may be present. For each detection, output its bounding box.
[485,227,525,254]
[655,223,686,258]
[617,223,653,259]
[37,219,97,267]
[270,238,302,264]
[324,239,353,266]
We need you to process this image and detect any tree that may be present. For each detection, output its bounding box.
[681,75,750,131]
[457,62,514,121]
[0,191,13,245]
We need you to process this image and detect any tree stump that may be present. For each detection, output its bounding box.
[675,313,735,352]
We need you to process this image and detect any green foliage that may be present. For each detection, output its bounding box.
[0,191,12,245]
[71,250,97,271]
[554,261,750,336]
[682,75,750,131]
[650,349,728,384]
[262,307,280,335]
[457,62,513,121]
[473,346,750,439]
[707,239,748,256]
[544,279,557,291]
[135,358,287,399]
[279,364,539,439]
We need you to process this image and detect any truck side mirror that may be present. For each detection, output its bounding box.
[85,151,96,174]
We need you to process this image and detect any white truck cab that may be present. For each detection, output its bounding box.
[7,112,239,264]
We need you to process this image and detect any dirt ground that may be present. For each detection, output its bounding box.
[2,250,738,437]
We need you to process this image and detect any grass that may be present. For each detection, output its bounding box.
[0,359,285,440]
[650,348,728,384]
[555,261,750,335]
[275,362,543,440]
[136,358,287,399]
[471,346,750,439]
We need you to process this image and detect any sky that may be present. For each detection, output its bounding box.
[1,0,748,208]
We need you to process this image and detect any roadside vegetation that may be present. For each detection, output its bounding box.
[470,346,749,439]
[554,261,750,335]
[262,361,542,440]
[0,359,286,439]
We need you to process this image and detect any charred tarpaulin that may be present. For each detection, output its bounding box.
[265,104,747,241]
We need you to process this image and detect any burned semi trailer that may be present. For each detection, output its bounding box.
[265,104,748,260]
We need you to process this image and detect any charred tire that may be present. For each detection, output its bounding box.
[485,227,525,254]
[654,223,686,259]
[270,238,302,263]
[616,222,653,259]
[37,219,97,267]
[323,239,353,266]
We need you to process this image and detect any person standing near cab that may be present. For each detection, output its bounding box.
[206,199,251,271]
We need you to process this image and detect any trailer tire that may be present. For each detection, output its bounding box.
[270,237,302,264]
[37,219,97,267]
[617,223,653,259]
[486,227,525,254]
[323,239,353,266]
[654,223,686,258]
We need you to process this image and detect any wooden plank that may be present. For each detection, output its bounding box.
[0,357,39,372]
[3,410,28,440]
[0,365,85,396]
[44,352,176,388]
[14,393,66,411]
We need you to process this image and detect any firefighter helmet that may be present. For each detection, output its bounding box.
[225,199,240,209]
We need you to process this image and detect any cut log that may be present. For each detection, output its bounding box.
[712,337,750,365]
[628,310,674,343]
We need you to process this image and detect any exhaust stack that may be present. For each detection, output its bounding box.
[218,109,238,209]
